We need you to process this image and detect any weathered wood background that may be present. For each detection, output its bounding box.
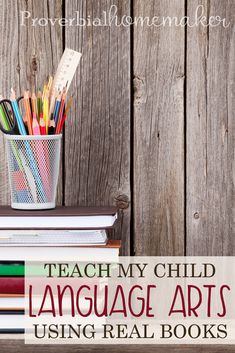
[0,1,234,352]
[0,0,234,259]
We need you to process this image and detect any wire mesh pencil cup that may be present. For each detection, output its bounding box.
[5,134,62,210]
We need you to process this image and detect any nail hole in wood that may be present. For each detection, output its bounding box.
[194,212,200,220]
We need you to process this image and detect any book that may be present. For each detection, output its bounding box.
[0,229,108,246]
[0,263,111,278]
[0,206,118,229]
[0,313,24,333]
[0,297,24,311]
[0,240,121,262]
[0,263,24,276]
[0,293,106,311]
[0,277,24,294]
[0,276,107,295]
[0,313,104,334]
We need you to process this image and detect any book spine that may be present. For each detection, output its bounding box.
[0,277,24,294]
[0,264,24,276]
[0,310,24,315]
[0,329,24,334]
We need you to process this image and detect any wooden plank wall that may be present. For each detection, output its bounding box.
[186,0,235,255]
[65,0,131,255]
[133,0,185,256]
[0,0,234,257]
[0,0,63,204]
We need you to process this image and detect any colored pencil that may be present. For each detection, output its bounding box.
[53,92,62,125]
[55,88,66,134]
[10,89,26,135]
[23,91,33,135]
[43,92,49,134]
[58,114,67,134]
[47,76,53,95]
[49,88,58,118]
[31,93,38,119]
[0,96,11,131]
[39,114,46,135]
[37,91,42,120]
[42,84,47,100]
[2,77,73,137]
[55,95,73,133]
[64,95,73,116]
[32,112,41,135]
[23,115,29,134]
[48,119,55,135]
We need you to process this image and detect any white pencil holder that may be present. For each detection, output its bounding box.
[5,134,62,210]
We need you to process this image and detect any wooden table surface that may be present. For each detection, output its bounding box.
[0,341,234,353]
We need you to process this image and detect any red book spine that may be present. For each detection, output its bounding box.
[0,277,24,294]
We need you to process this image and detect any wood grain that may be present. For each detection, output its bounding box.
[186,0,235,255]
[0,0,63,205]
[0,0,233,261]
[133,0,185,255]
[64,0,131,254]
[0,341,234,353]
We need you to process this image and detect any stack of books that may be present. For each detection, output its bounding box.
[0,262,24,333]
[0,206,121,334]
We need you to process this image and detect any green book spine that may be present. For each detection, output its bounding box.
[0,264,24,276]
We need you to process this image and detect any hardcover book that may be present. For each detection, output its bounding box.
[0,206,118,229]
